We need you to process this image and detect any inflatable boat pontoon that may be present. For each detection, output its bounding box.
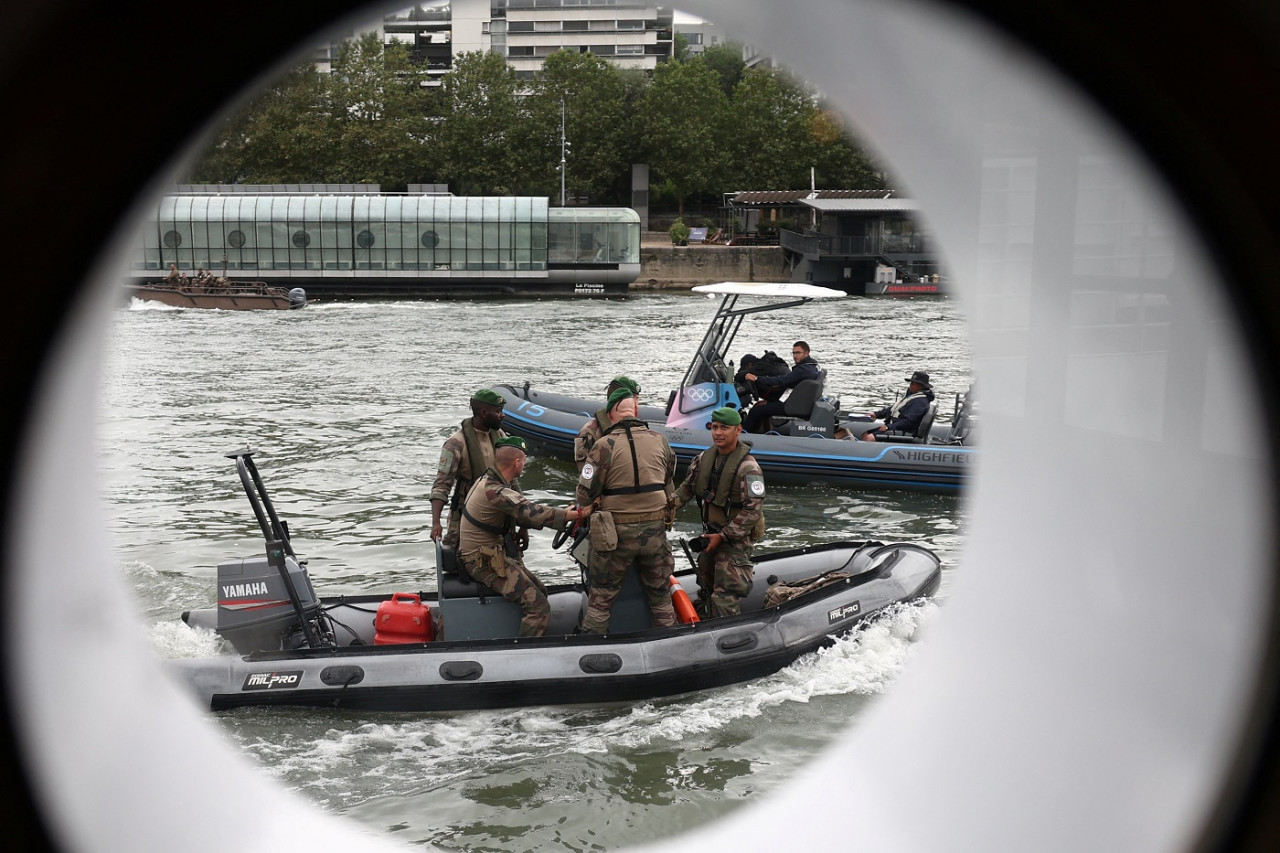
[167,449,942,713]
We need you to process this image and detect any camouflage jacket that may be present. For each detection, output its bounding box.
[573,409,611,472]
[430,420,506,509]
[576,418,675,516]
[458,468,570,555]
[673,444,766,544]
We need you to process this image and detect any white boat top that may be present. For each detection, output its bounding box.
[691,282,847,299]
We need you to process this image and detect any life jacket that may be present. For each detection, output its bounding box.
[888,391,930,421]
[693,441,754,528]
[452,419,499,510]
[596,418,670,515]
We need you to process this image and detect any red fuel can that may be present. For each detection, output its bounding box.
[374,592,434,644]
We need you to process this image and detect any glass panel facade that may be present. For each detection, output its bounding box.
[547,206,640,264]
[142,193,643,277]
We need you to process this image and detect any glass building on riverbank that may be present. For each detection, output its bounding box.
[132,190,642,297]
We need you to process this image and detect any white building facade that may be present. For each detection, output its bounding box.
[381,1,675,82]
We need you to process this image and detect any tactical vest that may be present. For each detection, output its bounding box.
[452,420,499,510]
[458,469,515,553]
[597,419,670,515]
[694,442,754,528]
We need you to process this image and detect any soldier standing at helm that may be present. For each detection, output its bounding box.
[668,406,766,618]
[458,437,593,637]
[431,389,521,550]
[573,375,641,473]
[575,385,678,633]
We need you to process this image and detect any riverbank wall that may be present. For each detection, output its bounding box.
[632,232,788,290]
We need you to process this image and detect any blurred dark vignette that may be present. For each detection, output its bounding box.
[2,1,1279,850]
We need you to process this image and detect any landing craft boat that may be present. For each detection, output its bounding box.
[127,278,307,310]
[493,282,976,494]
[167,450,942,713]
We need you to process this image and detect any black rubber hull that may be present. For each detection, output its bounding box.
[171,541,942,713]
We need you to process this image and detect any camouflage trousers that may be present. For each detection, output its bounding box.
[580,520,676,634]
[460,546,550,637]
[696,540,756,618]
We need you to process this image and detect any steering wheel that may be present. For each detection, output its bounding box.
[552,519,578,550]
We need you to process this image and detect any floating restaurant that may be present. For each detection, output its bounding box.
[130,186,642,298]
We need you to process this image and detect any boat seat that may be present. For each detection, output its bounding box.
[570,536,658,634]
[433,540,524,641]
[879,401,939,444]
[781,373,825,419]
[765,371,837,437]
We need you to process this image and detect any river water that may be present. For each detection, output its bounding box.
[98,291,971,850]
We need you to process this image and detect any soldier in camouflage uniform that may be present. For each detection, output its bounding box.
[573,375,640,473]
[575,386,678,633]
[430,388,511,550]
[458,436,593,637]
[668,406,766,618]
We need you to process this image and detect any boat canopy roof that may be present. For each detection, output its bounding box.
[691,282,846,299]
[680,283,844,389]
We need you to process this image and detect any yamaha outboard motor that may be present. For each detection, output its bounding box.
[215,449,327,653]
[288,287,307,308]
[215,547,320,654]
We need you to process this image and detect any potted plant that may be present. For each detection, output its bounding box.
[668,218,690,246]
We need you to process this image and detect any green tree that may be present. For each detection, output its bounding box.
[639,58,729,216]
[808,107,887,189]
[521,50,630,203]
[322,32,431,188]
[725,67,816,190]
[431,50,523,194]
[701,42,747,98]
[187,61,331,184]
[673,32,691,63]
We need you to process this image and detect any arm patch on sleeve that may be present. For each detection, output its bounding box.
[746,475,766,498]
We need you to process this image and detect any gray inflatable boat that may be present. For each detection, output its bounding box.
[168,450,942,713]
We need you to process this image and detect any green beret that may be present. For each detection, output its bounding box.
[710,406,742,426]
[607,386,636,410]
[607,375,640,396]
[494,436,526,453]
[471,389,506,407]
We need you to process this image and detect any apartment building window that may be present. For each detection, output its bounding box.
[617,20,643,30]
[534,21,562,31]
[616,44,644,55]
[509,21,533,32]
[588,20,614,30]
[508,46,535,56]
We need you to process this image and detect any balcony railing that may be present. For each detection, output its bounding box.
[780,228,876,258]
[779,228,929,258]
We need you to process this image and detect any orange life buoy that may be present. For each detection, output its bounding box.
[669,575,700,624]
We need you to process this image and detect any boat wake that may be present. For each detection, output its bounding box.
[208,599,940,813]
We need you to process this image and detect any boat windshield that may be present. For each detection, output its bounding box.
[680,282,845,388]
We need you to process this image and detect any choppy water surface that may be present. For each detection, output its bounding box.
[100,292,971,850]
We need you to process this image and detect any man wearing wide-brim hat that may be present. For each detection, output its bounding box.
[668,406,766,618]
[860,370,936,441]
[431,388,512,549]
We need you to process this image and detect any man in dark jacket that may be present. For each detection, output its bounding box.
[859,370,936,440]
[741,341,821,433]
